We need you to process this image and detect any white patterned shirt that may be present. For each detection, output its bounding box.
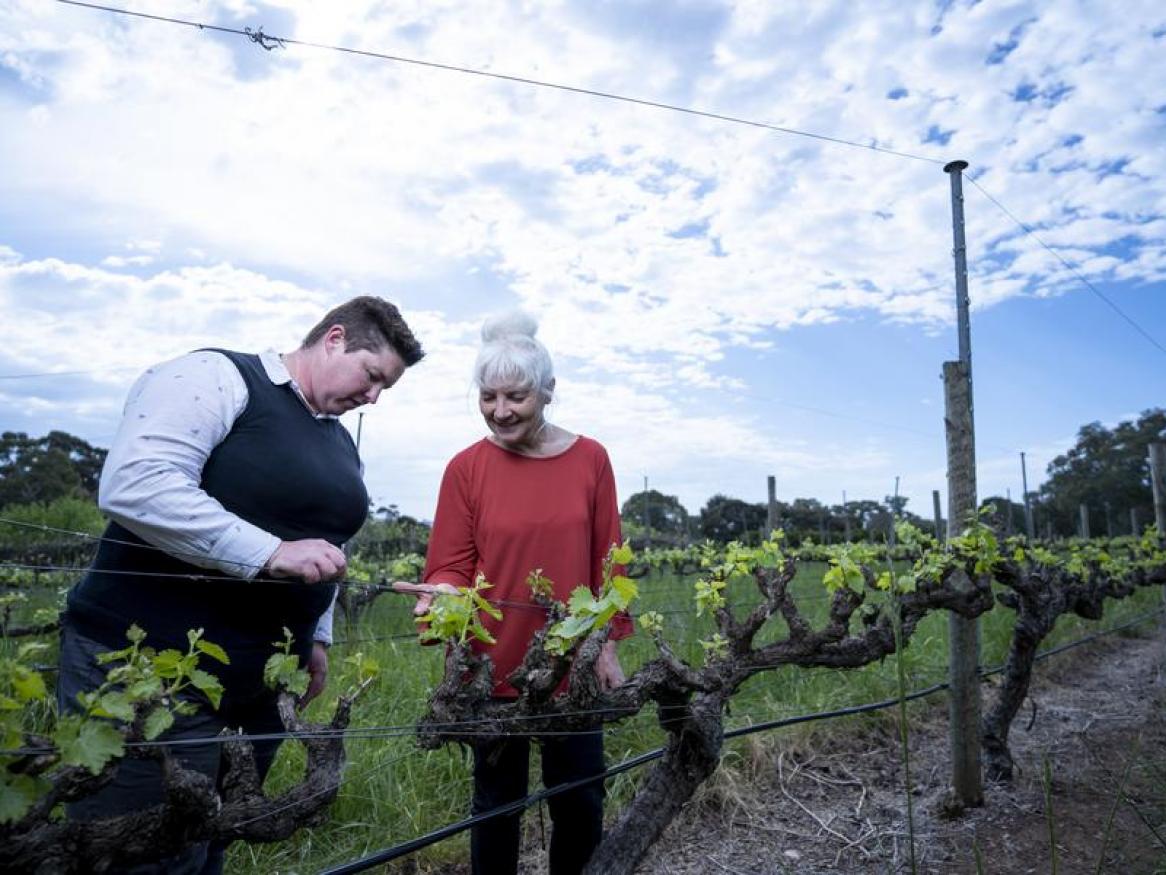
[98,349,342,644]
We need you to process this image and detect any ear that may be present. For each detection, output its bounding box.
[323,324,347,351]
[544,377,556,402]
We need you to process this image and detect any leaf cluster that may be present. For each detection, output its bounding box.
[415,574,502,646]
[544,545,637,657]
[1,625,229,824]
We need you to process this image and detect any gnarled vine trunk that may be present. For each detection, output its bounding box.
[982,561,1164,780]
[1,691,357,873]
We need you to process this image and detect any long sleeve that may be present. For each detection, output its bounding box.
[423,456,479,589]
[98,353,282,579]
[312,593,337,645]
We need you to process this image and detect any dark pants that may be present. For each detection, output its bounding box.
[470,732,606,875]
[57,617,284,875]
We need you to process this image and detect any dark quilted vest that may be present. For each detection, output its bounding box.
[67,350,367,691]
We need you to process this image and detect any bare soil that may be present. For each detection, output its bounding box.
[635,627,1166,875]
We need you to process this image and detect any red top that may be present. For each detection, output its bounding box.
[424,435,633,697]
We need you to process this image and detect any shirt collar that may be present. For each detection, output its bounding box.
[259,348,338,420]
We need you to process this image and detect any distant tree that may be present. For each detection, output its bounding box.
[979,496,1027,537]
[620,490,691,537]
[348,509,430,559]
[698,494,767,544]
[882,495,929,536]
[777,498,824,545]
[884,493,909,518]
[0,431,107,508]
[1036,409,1166,537]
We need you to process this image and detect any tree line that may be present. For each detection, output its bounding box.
[3,408,1164,546]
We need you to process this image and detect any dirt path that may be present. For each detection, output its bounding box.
[635,627,1166,874]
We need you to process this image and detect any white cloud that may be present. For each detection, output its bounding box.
[0,0,1162,517]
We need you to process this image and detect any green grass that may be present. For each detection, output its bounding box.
[2,563,1161,873]
[228,567,1164,873]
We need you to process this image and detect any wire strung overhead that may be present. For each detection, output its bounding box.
[54,0,945,165]
[965,174,1166,358]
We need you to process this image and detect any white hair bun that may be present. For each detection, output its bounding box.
[482,310,538,343]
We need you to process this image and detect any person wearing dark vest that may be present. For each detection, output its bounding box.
[57,296,424,874]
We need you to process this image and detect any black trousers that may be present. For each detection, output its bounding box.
[470,731,606,875]
[57,616,284,875]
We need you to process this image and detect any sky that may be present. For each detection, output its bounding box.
[1,0,1163,524]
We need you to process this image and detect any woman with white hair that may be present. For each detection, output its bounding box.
[405,311,631,875]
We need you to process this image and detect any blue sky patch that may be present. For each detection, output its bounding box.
[887,87,909,100]
[986,17,1037,65]
[1013,81,1073,106]
[1097,157,1131,179]
[475,160,563,221]
[668,218,710,240]
[1012,82,1038,102]
[571,154,615,175]
[0,54,55,101]
[924,125,955,146]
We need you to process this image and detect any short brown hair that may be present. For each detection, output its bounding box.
[302,296,424,365]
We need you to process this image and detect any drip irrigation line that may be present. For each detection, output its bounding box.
[55,0,944,166]
[965,175,1166,359]
[317,743,663,875]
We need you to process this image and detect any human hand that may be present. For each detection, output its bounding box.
[264,539,347,583]
[595,640,625,691]
[391,580,461,616]
[298,642,328,710]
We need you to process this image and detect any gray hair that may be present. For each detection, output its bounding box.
[474,311,555,402]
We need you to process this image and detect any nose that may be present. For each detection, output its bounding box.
[493,397,510,420]
[366,385,382,405]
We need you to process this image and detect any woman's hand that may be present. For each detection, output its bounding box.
[594,640,625,691]
[391,580,461,616]
[264,540,347,583]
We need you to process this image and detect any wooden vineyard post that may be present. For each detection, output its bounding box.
[1079,503,1090,540]
[642,475,650,548]
[766,475,779,538]
[943,361,983,807]
[1020,451,1036,539]
[933,489,944,543]
[943,158,982,808]
[1151,443,1166,609]
[1150,443,1166,546]
[842,490,852,542]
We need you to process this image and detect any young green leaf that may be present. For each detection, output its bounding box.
[189,669,224,710]
[195,639,231,665]
[54,715,125,774]
[142,706,175,741]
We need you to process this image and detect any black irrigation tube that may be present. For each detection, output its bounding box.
[316,605,1165,874]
